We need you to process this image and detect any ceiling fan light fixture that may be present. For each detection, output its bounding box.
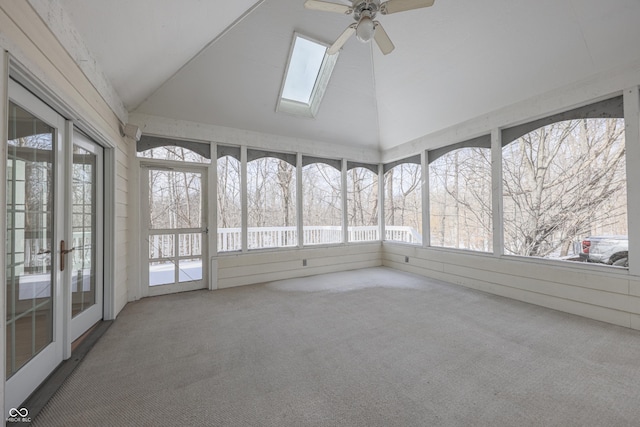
[307,0,434,54]
[356,16,375,42]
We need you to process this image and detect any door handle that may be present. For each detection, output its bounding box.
[60,240,75,272]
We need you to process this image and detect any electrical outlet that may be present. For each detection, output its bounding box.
[303,259,307,266]
[405,256,409,263]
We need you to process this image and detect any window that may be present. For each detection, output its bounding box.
[217,146,241,252]
[429,147,492,251]
[277,33,338,118]
[384,159,422,244]
[302,159,342,245]
[347,165,379,242]
[247,151,297,249]
[502,112,627,266]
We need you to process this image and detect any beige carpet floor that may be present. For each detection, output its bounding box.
[33,267,640,426]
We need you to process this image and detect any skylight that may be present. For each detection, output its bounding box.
[277,33,338,118]
[282,37,326,103]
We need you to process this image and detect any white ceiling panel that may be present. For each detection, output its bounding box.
[134,0,379,149]
[59,0,262,109]
[57,0,640,152]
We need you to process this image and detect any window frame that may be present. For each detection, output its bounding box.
[499,96,627,267]
[383,157,423,245]
[428,144,493,253]
[276,32,339,118]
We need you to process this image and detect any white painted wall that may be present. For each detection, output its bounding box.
[380,59,640,332]
[383,243,640,330]
[217,243,381,289]
[0,1,133,417]
[27,0,128,123]
[0,2,130,315]
[383,59,640,163]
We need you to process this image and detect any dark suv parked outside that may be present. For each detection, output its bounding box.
[579,236,628,267]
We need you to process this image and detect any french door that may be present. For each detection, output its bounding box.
[68,133,104,342]
[5,80,104,411]
[142,165,207,297]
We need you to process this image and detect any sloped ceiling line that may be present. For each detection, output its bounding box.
[58,0,640,153]
[131,0,267,112]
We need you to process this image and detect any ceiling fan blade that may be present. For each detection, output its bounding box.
[304,0,352,14]
[373,22,395,55]
[381,0,434,15]
[327,24,356,55]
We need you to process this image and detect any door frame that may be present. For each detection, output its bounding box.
[5,78,66,413]
[3,56,117,415]
[8,58,117,321]
[140,161,209,298]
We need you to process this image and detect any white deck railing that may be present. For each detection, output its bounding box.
[146,225,420,285]
[217,225,421,251]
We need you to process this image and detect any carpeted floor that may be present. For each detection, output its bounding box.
[33,267,640,426]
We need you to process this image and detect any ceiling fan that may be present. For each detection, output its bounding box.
[304,0,435,55]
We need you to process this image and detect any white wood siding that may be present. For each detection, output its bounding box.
[383,243,639,330]
[217,243,382,289]
[0,2,130,317]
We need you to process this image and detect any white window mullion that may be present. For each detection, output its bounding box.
[491,128,504,256]
[624,86,640,275]
[421,150,429,248]
[378,163,385,242]
[209,143,218,257]
[296,153,303,248]
[342,159,348,244]
[241,146,248,253]
[208,143,218,291]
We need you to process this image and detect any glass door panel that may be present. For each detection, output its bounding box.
[6,101,55,378]
[5,79,108,415]
[71,144,97,317]
[146,167,206,296]
[5,80,65,415]
[68,132,103,343]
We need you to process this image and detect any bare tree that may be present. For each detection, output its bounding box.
[384,163,422,232]
[347,167,378,227]
[217,156,241,228]
[429,147,492,251]
[502,118,626,257]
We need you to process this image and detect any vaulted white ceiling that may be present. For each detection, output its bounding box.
[59,0,640,152]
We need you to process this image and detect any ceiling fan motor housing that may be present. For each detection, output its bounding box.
[353,0,380,21]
